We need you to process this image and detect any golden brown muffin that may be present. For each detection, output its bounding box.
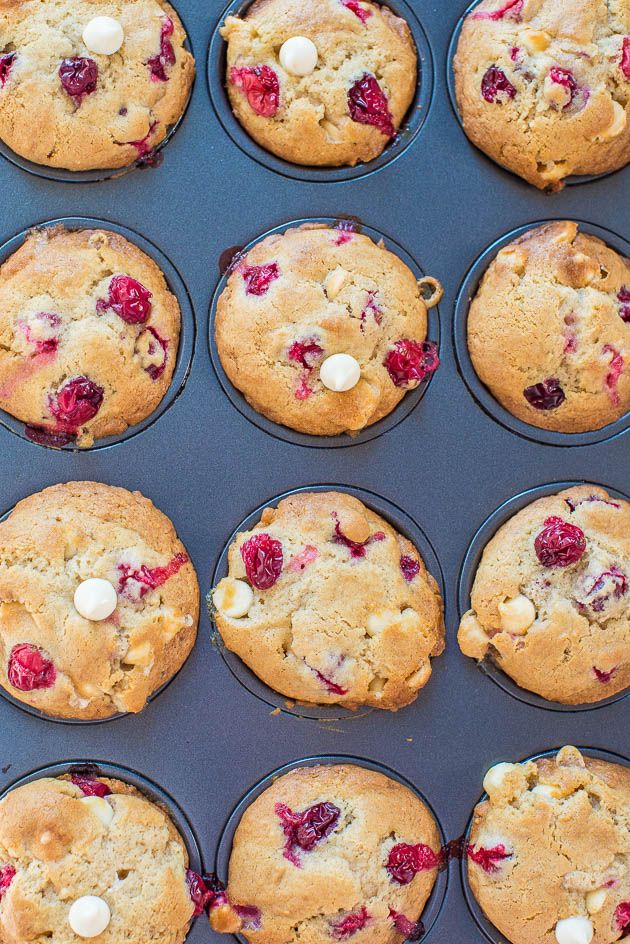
[221,0,417,167]
[458,485,630,705]
[467,747,630,944]
[209,764,442,943]
[0,0,194,171]
[454,0,630,190]
[212,491,444,711]
[468,222,630,433]
[0,226,182,448]
[0,481,199,720]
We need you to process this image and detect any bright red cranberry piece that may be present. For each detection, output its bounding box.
[481,66,516,103]
[148,16,176,82]
[71,775,112,797]
[0,53,16,87]
[59,57,98,104]
[240,534,283,590]
[99,275,153,324]
[331,907,370,939]
[535,516,586,568]
[615,901,630,930]
[603,345,624,406]
[386,843,441,885]
[593,666,617,684]
[389,910,424,941]
[618,287,630,323]
[621,38,630,80]
[230,65,280,117]
[341,0,372,23]
[523,377,565,410]
[241,263,279,296]
[139,326,169,380]
[288,338,324,369]
[472,0,523,20]
[8,644,56,691]
[287,545,319,572]
[186,870,212,917]
[384,339,439,388]
[0,865,15,900]
[117,553,188,598]
[276,801,340,865]
[400,555,420,582]
[467,843,513,873]
[49,376,104,429]
[233,905,262,930]
[347,73,395,137]
[332,512,385,559]
[549,67,577,106]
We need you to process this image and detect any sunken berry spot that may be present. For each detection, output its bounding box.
[534,516,586,568]
[467,843,513,873]
[579,567,627,614]
[7,644,56,692]
[117,553,188,599]
[233,905,262,931]
[147,15,176,82]
[0,53,16,87]
[593,666,617,684]
[138,326,168,380]
[287,545,319,572]
[230,65,280,117]
[59,57,98,104]
[241,262,279,296]
[97,275,153,324]
[347,73,395,137]
[618,287,630,323]
[471,0,523,21]
[603,345,624,406]
[334,220,357,245]
[615,901,630,931]
[240,533,283,590]
[331,907,370,939]
[386,843,442,885]
[400,555,420,582]
[288,338,324,370]
[0,866,16,900]
[71,775,112,797]
[621,38,630,80]
[186,870,212,917]
[389,910,424,941]
[360,291,382,330]
[548,67,578,107]
[120,119,159,159]
[523,377,565,411]
[384,339,439,388]
[308,660,348,696]
[49,376,104,430]
[481,66,516,103]
[275,801,340,866]
[332,512,385,559]
[341,0,372,23]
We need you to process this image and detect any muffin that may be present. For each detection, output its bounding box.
[215,224,442,437]
[209,764,442,942]
[0,0,194,172]
[0,772,207,943]
[454,0,630,191]
[458,484,629,705]
[466,746,630,944]
[220,0,417,167]
[0,481,199,720]
[467,221,630,433]
[0,226,182,448]
[211,490,444,711]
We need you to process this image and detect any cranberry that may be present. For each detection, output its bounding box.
[203,874,229,910]
[386,843,442,885]
[230,65,280,117]
[117,553,188,599]
[618,287,630,323]
[186,870,212,917]
[148,16,176,82]
[334,220,357,246]
[0,866,15,900]
[288,338,324,369]
[59,57,98,104]
[603,345,624,406]
[384,339,439,387]
[7,644,56,691]
[535,516,586,568]
[331,907,370,939]
[389,910,424,941]
[309,663,348,696]
[287,545,319,572]
[467,843,513,873]
[139,326,168,380]
[98,275,153,324]
[233,905,262,930]
[19,314,60,356]
[276,801,340,865]
[240,534,283,590]
[341,0,372,23]
[400,555,420,582]
[549,67,577,107]
[621,38,630,80]
[24,426,75,448]
[0,53,16,87]
[472,0,523,21]
[566,494,620,512]
[510,46,523,62]
[360,291,382,330]
[615,902,630,931]
[347,73,395,137]
[593,666,617,684]
[71,776,112,798]
[241,263,279,296]
[332,512,385,559]
[49,376,104,429]
[481,66,516,103]
[121,119,159,159]
[581,567,627,612]
[523,377,565,410]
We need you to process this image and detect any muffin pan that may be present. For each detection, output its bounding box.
[0,1,627,942]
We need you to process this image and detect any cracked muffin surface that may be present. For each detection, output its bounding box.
[0,0,194,171]
[212,491,444,711]
[454,0,630,190]
[215,224,442,437]
[0,226,181,448]
[221,0,417,167]
[0,481,199,720]
[0,774,197,943]
[467,221,630,434]
[458,485,630,705]
[209,764,441,943]
[467,746,630,944]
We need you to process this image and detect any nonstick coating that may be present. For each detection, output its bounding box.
[0,2,627,943]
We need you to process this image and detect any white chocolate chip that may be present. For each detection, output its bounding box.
[585,889,607,914]
[366,609,398,635]
[457,611,490,659]
[82,16,124,55]
[323,267,348,300]
[69,896,111,938]
[590,100,627,143]
[531,783,558,799]
[319,353,361,392]
[279,36,318,76]
[80,796,114,828]
[522,29,550,53]
[124,641,153,667]
[74,579,117,622]
[498,594,536,635]
[555,917,593,944]
[213,577,254,618]
[483,762,518,795]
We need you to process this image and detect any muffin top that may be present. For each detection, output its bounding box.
[215,224,442,437]
[467,747,630,944]
[212,490,444,711]
[0,774,199,944]
[0,0,194,172]
[0,481,198,720]
[454,0,630,190]
[458,484,629,705]
[210,764,441,943]
[467,221,630,434]
[220,0,417,167]
[0,226,182,448]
